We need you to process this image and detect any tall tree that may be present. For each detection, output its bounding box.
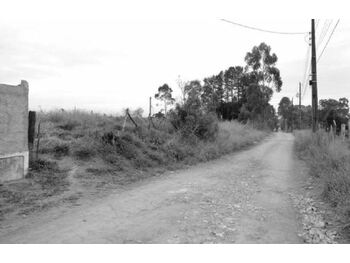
[184,80,202,101]
[237,43,282,124]
[278,97,292,120]
[201,74,224,114]
[244,42,283,92]
[155,83,175,115]
[224,66,244,102]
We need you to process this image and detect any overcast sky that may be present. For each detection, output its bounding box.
[1,1,349,115]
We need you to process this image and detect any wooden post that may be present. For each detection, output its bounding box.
[148,97,152,130]
[311,19,319,132]
[299,82,302,129]
[126,108,138,128]
[341,123,346,141]
[36,121,41,160]
[28,111,36,151]
[330,125,334,142]
[122,114,127,132]
[333,120,337,136]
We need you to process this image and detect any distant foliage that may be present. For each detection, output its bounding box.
[278,97,349,131]
[155,42,281,130]
[319,98,349,132]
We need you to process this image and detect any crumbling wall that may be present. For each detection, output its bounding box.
[0,80,29,182]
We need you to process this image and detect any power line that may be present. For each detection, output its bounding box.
[316,20,327,47]
[315,19,320,30]
[317,19,340,63]
[301,44,311,101]
[317,20,333,49]
[221,19,308,35]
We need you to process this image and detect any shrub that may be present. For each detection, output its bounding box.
[29,158,59,172]
[57,120,80,131]
[71,137,98,160]
[27,158,69,193]
[39,137,70,157]
[52,144,70,156]
[169,103,219,141]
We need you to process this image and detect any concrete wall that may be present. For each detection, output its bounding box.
[0,80,29,182]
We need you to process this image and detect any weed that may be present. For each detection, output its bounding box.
[295,130,350,217]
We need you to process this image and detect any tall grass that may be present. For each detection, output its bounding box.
[0,109,268,220]
[35,110,267,169]
[295,130,350,216]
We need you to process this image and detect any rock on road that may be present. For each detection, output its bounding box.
[0,132,305,243]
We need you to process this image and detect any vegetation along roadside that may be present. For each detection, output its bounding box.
[294,130,350,242]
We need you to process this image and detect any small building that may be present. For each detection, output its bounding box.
[0,80,29,183]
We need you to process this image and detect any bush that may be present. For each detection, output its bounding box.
[39,137,70,157]
[57,120,80,131]
[71,137,98,160]
[29,158,59,172]
[169,102,219,141]
[53,144,70,156]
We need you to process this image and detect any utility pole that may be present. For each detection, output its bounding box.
[310,19,318,132]
[148,96,152,129]
[291,97,294,132]
[299,82,302,129]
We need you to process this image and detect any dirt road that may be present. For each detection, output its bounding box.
[0,132,306,243]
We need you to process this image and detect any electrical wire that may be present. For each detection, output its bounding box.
[317,19,340,63]
[221,19,308,35]
[317,20,333,50]
[316,20,327,47]
[301,44,311,101]
[315,19,320,30]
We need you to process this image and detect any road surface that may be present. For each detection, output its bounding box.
[0,132,305,243]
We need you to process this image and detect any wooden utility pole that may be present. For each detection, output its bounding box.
[291,97,294,132]
[299,82,302,129]
[148,97,152,129]
[311,19,318,132]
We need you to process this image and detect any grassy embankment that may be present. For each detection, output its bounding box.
[0,110,267,220]
[294,130,350,236]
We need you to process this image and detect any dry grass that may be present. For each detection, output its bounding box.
[294,130,350,227]
[35,109,267,168]
[0,109,268,221]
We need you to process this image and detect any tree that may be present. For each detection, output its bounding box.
[155,83,175,115]
[244,42,282,92]
[319,98,349,130]
[184,80,202,101]
[239,83,272,122]
[234,43,282,125]
[176,75,187,105]
[277,97,294,131]
[278,97,292,120]
[201,74,224,115]
[224,66,244,102]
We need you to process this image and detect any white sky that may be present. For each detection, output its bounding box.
[1,0,349,115]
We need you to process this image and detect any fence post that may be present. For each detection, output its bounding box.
[28,111,36,151]
[36,121,41,160]
[341,123,346,141]
[330,125,334,142]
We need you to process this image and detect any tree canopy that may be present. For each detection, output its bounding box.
[154,42,283,130]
